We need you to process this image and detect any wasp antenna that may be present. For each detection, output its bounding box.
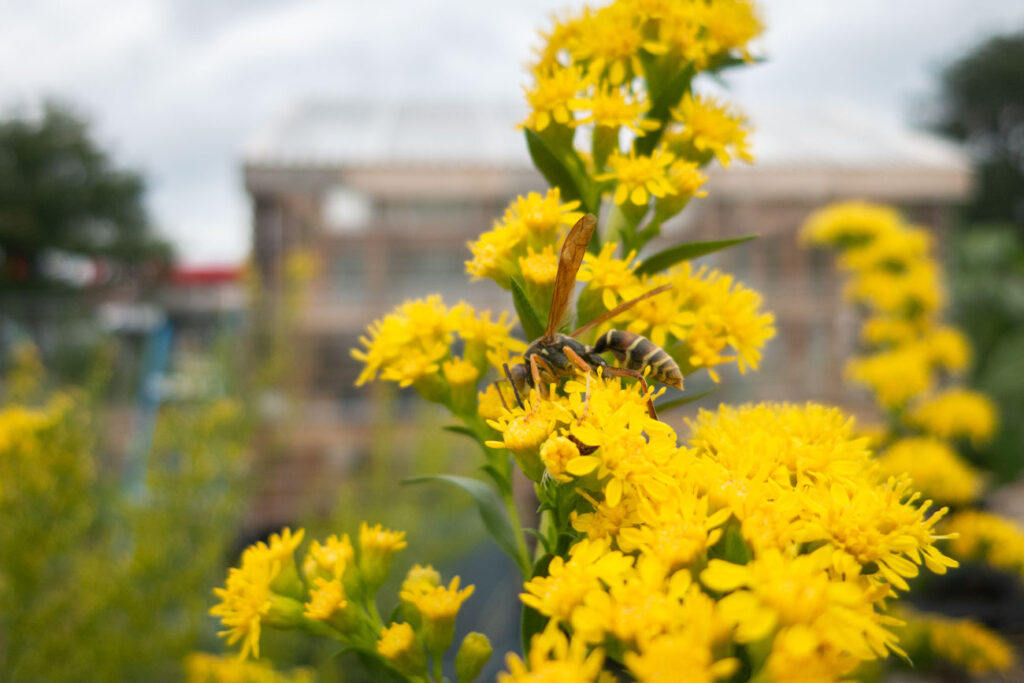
[570,283,672,338]
[503,363,525,410]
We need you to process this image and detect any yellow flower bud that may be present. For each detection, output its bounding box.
[455,631,492,683]
[358,523,407,592]
[377,622,428,677]
[400,576,475,658]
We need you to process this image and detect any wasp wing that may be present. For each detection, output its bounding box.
[544,213,596,341]
[570,283,672,338]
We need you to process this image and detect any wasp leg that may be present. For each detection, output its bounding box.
[602,365,658,421]
[561,344,594,422]
[561,345,593,373]
[528,355,546,414]
[502,363,525,410]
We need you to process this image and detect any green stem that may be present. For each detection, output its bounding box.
[366,597,383,631]
[463,414,532,577]
[502,480,533,577]
[432,654,444,683]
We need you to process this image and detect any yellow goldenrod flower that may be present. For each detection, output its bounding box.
[922,324,972,372]
[799,476,957,591]
[521,538,633,623]
[624,629,738,683]
[540,434,580,483]
[669,93,753,167]
[377,622,428,677]
[947,510,1024,579]
[466,190,582,287]
[184,652,314,683]
[845,346,934,409]
[861,315,924,347]
[571,489,641,541]
[358,523,407,591]
[765,624,861,683]
[522,65,589,132]
[843,259,944,316]
[909,388,997,446]
[578,243,641,311]
[477,382,516,421]
[596,147,677,206]
[838,224,932,273]
[569,5,649,86]
[400,563,442,602]
[303,577,358,633]
[877,437,984,506]
[210,561,275,659]
[570,553,694,646]
[210,548,306,659]
[499,622,605,682]
[893,608,1016,675]
[655,2,710,68]
[303,533,354,583]
[487,409,561,482]
[401,576,475,656]
[616,490,731,569]
[800,201,902,248]
[571,84,661,137]
[702,549,902,660]
[351,295,451,388]
[699,0,764,60]
[518,246,559,287]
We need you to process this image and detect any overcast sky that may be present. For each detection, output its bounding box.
[3,0,1024,265]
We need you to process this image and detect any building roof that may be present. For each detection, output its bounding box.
[244,99,970,200]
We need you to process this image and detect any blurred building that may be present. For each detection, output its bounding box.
[242,100,969,527]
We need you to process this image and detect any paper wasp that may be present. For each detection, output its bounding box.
[501,213,683,420]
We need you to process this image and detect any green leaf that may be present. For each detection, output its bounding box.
[634,63,695,156]
[511,277,545,341]
[524,129,597,213]
[443,424,480,440]
[654,388,716,412]
[523,528,553,555]
[635,235,757,276]
[481,464,513,499]
[522,554,554,654]
[404,475,526,573]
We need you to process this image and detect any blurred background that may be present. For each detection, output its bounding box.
[2,1,1024,680]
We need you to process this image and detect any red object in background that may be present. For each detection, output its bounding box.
[169,266,242,286]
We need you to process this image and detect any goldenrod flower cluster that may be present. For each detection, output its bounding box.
[484,374,957,681]
[184,652,313,683]
[891,608,1016,675]
[578,250,775,382]
[351,295,525,410]
[801,202,996,496]
[802,201,1018,676]
[521,0,758,249]
[209,524,488,682]
[947,510,1024,580]
[877,437,984,506]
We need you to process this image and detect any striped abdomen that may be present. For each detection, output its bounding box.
[592,330,683,390]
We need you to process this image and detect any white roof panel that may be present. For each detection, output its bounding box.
[245,99,968,173]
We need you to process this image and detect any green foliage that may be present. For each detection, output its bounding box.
[949,224,1024,479]
[932,31,1024,227]
[0,101,171,290]
[404,475,528,576]
[0,345,252,681]
[635,235,758,276]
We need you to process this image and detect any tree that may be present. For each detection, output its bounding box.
[0,102,171,291]
[933,31,1024,228]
